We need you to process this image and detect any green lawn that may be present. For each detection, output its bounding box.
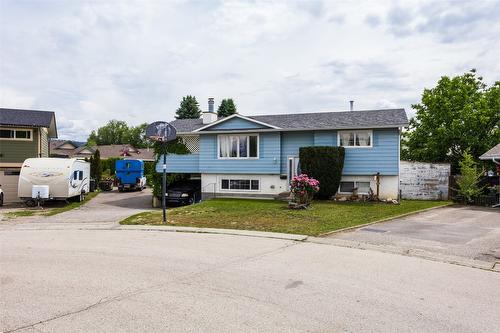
[120,199,452,236]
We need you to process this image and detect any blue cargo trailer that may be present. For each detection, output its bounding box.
[115,159,147,192]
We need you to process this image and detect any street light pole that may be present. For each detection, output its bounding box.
[162,144,167,224]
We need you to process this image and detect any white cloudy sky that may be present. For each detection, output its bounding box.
[1,0,499,140]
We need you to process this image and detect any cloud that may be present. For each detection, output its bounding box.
[384,1,500,43]
[364,14,381,28]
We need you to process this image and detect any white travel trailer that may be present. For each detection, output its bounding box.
[18,158,90,206]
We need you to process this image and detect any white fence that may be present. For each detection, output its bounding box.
[400,161,451,200]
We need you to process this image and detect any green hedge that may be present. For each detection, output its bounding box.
[299,146,345,199]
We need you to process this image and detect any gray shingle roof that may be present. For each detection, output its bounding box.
[0,108,58,137]
[479,143,500,160]
[171,109,408,133]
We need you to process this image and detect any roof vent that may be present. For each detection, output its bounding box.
[349,100,354,111]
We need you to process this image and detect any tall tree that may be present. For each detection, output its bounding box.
[87,121,151,148]
[90,149,102,182]
[124,123,150,148]
[175,95,201,119]
[217,98,237,117]
[402,70,500,172]
[87,120,129,145]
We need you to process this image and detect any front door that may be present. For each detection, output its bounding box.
[287,156,300,188]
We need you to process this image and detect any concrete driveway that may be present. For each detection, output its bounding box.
[0,188,154,228]
[328,205,500,265]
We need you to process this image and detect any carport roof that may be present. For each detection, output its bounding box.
[0,108,58,137]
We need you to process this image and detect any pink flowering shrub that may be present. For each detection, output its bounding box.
[290,174,320,206]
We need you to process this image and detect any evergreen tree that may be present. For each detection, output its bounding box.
[217,98,237,117]
[175,95,201,119]
[90,149,102,182]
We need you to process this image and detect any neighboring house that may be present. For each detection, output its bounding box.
[91,144,155,161]
[479,143,500,172]
[50,140,95,158]
[50,141,155,161]
[157,99,408,200]
[0,108,58,202]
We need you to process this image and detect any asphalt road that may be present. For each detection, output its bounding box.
[330,205,500,263]
[1,228,500,332]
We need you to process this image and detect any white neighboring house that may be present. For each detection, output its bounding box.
[18,158,90,206]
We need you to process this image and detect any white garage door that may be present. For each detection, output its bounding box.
[0,170,21,203]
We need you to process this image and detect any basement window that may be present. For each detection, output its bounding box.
[221,179,260,191]
[339,181,371,194]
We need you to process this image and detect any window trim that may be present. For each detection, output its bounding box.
[338,181,372,195]
[219,178,261,192]
[337,130,373,148]
[0,127,33,141]
[217,134,260,159]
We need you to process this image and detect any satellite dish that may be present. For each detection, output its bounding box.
[146,121,177,142]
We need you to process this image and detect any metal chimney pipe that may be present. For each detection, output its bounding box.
[349,100,354,111]
[208,97,215,113]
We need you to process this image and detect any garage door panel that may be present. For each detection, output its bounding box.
[0,170,21,203]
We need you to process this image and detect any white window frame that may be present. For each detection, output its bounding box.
[217,134,259,159]
[338,181,371,195]
[219,178,261,192]
[0,127,33,141]
[337,130,373,148]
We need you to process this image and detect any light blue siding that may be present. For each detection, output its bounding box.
[159,128,400,176]
[204,117,271,131]
[280,132,314,174]
[156,154,200,173]
[314,131,337,146]
[343,129,399,175]
[199,133,281,174]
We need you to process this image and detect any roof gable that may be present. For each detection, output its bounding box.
[194,114,280,132]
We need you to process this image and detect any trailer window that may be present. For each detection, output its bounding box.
[73,171,78,180]
[79,171,83,180]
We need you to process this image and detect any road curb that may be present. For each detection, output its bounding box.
[118,225,309,241]
[317,202,455,237]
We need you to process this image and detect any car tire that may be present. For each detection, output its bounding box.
[0,193,3,206]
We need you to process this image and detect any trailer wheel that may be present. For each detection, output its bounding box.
[25,199,36,207]
[0,193,3,206]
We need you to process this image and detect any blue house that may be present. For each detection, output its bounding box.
[157,99,408,200]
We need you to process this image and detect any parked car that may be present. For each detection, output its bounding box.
[165,179,201,205]
[0,184,4,206]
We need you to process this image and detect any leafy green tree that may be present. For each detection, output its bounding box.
[90,149,102,182]
[217,98,237,117]
[402,70,500,172]
[124,123,150,148]
[175,95,201,119]
[456,151,484,202]
[87,121,151,148]
[87,120,129,146]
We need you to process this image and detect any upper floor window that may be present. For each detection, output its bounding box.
[0,128,32,141]
[338,130,372,147]
[218,134,258,159]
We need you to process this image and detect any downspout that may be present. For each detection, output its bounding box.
[38,128,41,157]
